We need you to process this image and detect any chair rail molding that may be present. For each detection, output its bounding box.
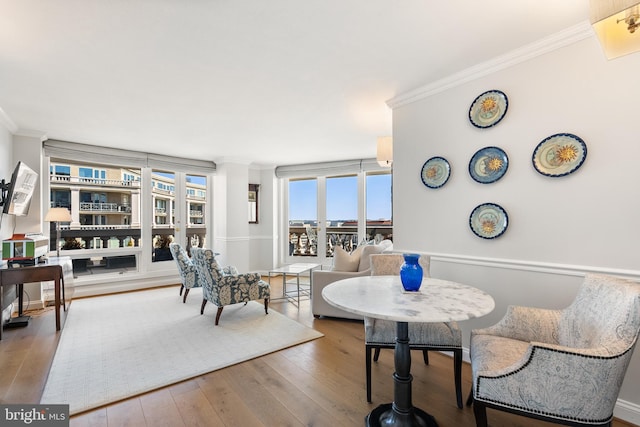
[396,250,640,281]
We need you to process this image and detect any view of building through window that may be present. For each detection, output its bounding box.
[49,160,207,277]
[288,171,392,260]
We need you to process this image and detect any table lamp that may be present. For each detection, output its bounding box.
[45,207,72,258]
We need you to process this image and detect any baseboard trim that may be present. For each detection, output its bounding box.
[614,400,640,426]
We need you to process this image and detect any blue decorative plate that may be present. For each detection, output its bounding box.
[532,133,587,177]
[469,146,508,184]
[469,203,508,239]
[421,156,450,189]
[469,90,508,128]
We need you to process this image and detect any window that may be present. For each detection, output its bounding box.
[47,160,142,274]
[44,139,215,281]
[288,179,317,256]
[366,172,393,243]
[150,170,208,262]
[79,167,106,181]
[283,165,392,264]
[185,174,207,248]
[326,175,358,255]
[51,164,70,176]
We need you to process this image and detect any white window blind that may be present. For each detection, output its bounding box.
[43,140,216,174]
[275,158,386,178]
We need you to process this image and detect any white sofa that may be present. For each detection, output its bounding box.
[311,240,392,320]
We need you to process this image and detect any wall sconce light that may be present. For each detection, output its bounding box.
[591,0,640,59]
[377,136,393,167]
[45,207,72,258]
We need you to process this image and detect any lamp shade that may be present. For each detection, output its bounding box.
[591,0,640,59]
[45,207,72,223]
[377,136,393,167]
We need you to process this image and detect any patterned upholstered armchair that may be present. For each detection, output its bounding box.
[365,253,463,408]
[468,273,640,427]
[169,243,201,303]
[190,247,270,325]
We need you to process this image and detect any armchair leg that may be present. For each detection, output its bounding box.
[264,298,269,315]
[472,400,488,427]
[179,284,184,296]
[215,307,224,325]
[183,288,190,303]
[454,349,463,409]
[373,347,381,362]
[366,345,373,403]
[466,387,474,407]
[422,350,429,365]
[200,299,207,315]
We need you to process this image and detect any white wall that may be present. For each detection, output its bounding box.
[212,162,249,272]
[12,134,44,235]
[248,167,277,272]
[392,34,640,422]
[0,124,13,244]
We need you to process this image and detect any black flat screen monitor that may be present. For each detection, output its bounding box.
[0,161,38,216]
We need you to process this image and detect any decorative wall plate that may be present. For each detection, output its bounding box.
[469,146,509,184]
[469,203,508,239]
[469,90,508,128]
[532,133,587,177]
[421,156,451,188]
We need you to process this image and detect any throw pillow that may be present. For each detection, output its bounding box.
[333,246,361,272]
[358,244,385,272]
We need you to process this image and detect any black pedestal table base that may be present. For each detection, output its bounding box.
[364,322,438,427]
[365,403,437,427]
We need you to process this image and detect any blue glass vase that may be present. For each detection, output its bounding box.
[400,253,423,291]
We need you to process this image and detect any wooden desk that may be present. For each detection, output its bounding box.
[0,260,69,340]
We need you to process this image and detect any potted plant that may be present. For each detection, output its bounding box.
[153,235,174,261]
[61,238,88,272]
[61,237,82,250]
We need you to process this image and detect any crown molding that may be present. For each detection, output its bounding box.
[387,21,594,109]
[14,128,48,140]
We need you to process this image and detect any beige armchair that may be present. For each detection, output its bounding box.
[311,240,392,319]
[468,273,640,427]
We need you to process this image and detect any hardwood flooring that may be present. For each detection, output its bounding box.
[0,277,637,427]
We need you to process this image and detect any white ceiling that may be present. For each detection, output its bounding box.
[0,1,589,167]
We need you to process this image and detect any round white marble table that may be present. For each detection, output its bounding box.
[322,275,495,427]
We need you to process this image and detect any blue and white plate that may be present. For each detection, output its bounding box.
[421,156,451,189]
[469,203,508,239]
[469,90,508,128]
[532,133,587,177]
[469,146,508,184]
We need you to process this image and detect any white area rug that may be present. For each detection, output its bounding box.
[40,286,323,415]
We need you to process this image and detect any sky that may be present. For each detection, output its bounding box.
[289,174,392,221]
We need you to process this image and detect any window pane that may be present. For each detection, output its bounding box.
[151,170,175,262]
[185,174,207,252]
[326,175,358,256]
[288,179,317,257]
[48,160,141,276]
[366,172,393,243]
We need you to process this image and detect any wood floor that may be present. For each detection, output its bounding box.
[0,277,637,427]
